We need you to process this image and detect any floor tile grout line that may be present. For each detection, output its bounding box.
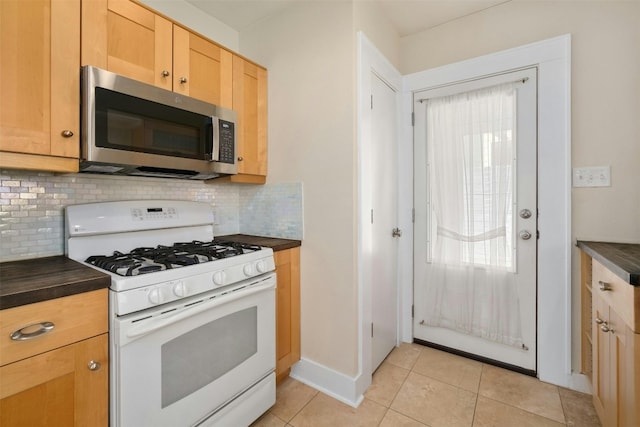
[285,388,319,425]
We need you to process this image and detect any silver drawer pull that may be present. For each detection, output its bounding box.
[600,324,614,333]
[88,360,101,371]
[594,317,604,324]
[10,321,55,341]
[598,280,612,291]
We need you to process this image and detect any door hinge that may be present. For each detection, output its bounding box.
[371,322,374,337]
[411,305,414,318]
[537,230,540,239]
[371,209,374,224]
[412,208,415,223]
[411,112,415,126]
[370,94,373,110]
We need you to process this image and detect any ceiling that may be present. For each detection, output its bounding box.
[185,0,511,37]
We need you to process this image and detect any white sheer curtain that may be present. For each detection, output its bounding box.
[422,83,524,348]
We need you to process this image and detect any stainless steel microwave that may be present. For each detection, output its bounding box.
[80,65,237,180]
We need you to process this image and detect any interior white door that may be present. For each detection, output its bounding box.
[413,68,537,371]
[371,72,398,371]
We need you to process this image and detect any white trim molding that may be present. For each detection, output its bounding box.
[290,359,364,408]
[403,34,575,388]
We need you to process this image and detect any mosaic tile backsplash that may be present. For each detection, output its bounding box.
[0,170,303,262]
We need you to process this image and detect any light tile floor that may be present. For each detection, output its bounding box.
[251,343,601,427]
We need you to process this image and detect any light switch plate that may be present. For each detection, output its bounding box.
[573,166,611,187]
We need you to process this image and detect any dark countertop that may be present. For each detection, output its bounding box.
[577,241,640,286]
[218,234,301,252]
[0,256,111,309]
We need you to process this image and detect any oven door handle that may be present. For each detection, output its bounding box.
[126,278,275,339]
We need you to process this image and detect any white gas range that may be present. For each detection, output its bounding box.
[66,200,276,427]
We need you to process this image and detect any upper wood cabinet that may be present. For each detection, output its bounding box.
[216,56,268,184]
[0,0,80,173]
[82,0,233,108]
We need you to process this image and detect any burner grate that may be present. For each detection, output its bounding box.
[85,240,262,276]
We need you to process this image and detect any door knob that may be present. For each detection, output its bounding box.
[519,209,532,219]
[519,230,532,240]
[598,281,611,291]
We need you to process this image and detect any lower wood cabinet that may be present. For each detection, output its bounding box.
[0,334,108,427]
[583,255,640,427]
[0,290,108,427]
[275,247,301,382]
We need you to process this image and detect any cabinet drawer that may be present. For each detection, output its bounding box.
[592,260,640,332]
[0,290,108,366]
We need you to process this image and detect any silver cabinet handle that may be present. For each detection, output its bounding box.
[179,77,187,84]
[61,130,74,138]
[392,227,402,237]
[594,317,604,324]
[598,281,611,291]
[600,324,614,333]
[237,156,244,161]
[161,70,170,77]
[11,321,55,341]
[88,360,101,371]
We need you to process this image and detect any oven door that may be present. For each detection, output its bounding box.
[111,274,276,427]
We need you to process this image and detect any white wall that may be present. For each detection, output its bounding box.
[139,0,240,51]
[353,1,401,70]
[400,0,640,372]
[240,2,360,377]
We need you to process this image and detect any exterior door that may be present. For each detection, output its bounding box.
[371,72,398,371]
[413,68,537,371]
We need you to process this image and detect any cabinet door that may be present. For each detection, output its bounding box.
[232,56,268,181]
[275,247,300,382]
[0,0,79,163]
[82,0,173,90]
[173,26,232,108]
[610,310,639,427]
[0,334,108,427]
[592,290,608,422]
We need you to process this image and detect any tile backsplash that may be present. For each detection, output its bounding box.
[0,170,303,262]
[240,182,304,239]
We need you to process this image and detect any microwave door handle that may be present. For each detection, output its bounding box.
[210,116,219,162]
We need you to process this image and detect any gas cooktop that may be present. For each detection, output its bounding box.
[85,240,263,276]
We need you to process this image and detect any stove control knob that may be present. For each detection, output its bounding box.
[243,264,255,277]
[173,282,186,297]
[213,271,226,286]
[148,288,162,305]
[256,261,267,273]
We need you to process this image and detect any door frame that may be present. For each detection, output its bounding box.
[402,34,579,390]
[355,32,403,400]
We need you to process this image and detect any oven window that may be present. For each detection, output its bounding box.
[161,307,258,408]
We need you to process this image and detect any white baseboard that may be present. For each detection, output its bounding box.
[567,372,592,394]
[289,358,364,408]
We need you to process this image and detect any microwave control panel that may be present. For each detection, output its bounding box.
[218,120,235,164]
